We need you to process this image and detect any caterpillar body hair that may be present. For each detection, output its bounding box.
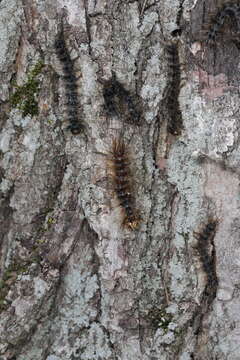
[110,138,140,230]
[193,218,218,290]
[54,27,84,135]
[164,41,183,136]
[102,73,142,125]
[192,218,219,337]
[203,3,240,44]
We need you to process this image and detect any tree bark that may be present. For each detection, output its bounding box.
[0,0,239,359]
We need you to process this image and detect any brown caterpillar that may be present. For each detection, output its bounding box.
[164,41,183,136]
[109,138,140,230]
[54,22,84,135]
[202,3,240,44]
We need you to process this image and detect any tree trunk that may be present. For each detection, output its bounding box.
[0,0,239,359]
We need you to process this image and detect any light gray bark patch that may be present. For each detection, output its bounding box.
[15,220,115,360]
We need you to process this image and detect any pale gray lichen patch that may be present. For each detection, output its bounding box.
[217,287,233,302]
[59,0,86,28]
[0,177,13,193]
[11,298,33,318]
[185,71,238,157]
[12,110,32,127]
[89,17,112,61]
[0,113,41,193]
[0,127,15,153]
[158,0,181,34]
[63,267,99,309]
[141,42,165,117]
[139,12,159,36]
[112,2,143,80]
[0,269,59,348]
[39,236,114,360]
[117,337,142,360]
[154,327,176,345]
[80,56,98,99]
[179,352,194,360]
[75,323,113,360]
[33,277,50,299]
[0,0,22,72]
[169,253,190,299]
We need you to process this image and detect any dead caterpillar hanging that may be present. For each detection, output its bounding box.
[109,138,141,230]
[164,41,183,136]
[54,27,84,135]
[102,73,142,125]
[202,3,240,44]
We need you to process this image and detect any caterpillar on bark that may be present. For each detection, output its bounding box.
[109,138,141,230]
[192,218,219,339]
[164,41,183,136]
[54,26,84,135]
[102,73,142,126]
[193,218,218,295]
[202,3,240,44]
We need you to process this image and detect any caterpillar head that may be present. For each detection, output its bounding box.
[123,213,141,231]
[67,122,84,135]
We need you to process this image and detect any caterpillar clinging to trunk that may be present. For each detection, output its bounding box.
[109,138,141,230]
[164,41,183,136]
[202,3,240,45]
[54,23,84,135]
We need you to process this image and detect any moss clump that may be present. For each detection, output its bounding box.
[10,60,44,117]
[47,216,55,225]
[147,307,173,332]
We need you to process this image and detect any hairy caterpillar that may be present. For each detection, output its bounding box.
[164,41,183,136]
[171,0,184,37]
[194,219,218,294]
[192,218,219,339]
[109,138,140,230]
[54,26,84,135]
[102,73,141,125]
[202,3,240,44]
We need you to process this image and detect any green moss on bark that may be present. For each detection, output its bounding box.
[10,60,44,117]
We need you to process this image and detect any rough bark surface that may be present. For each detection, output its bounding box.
[0,0,239,359]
